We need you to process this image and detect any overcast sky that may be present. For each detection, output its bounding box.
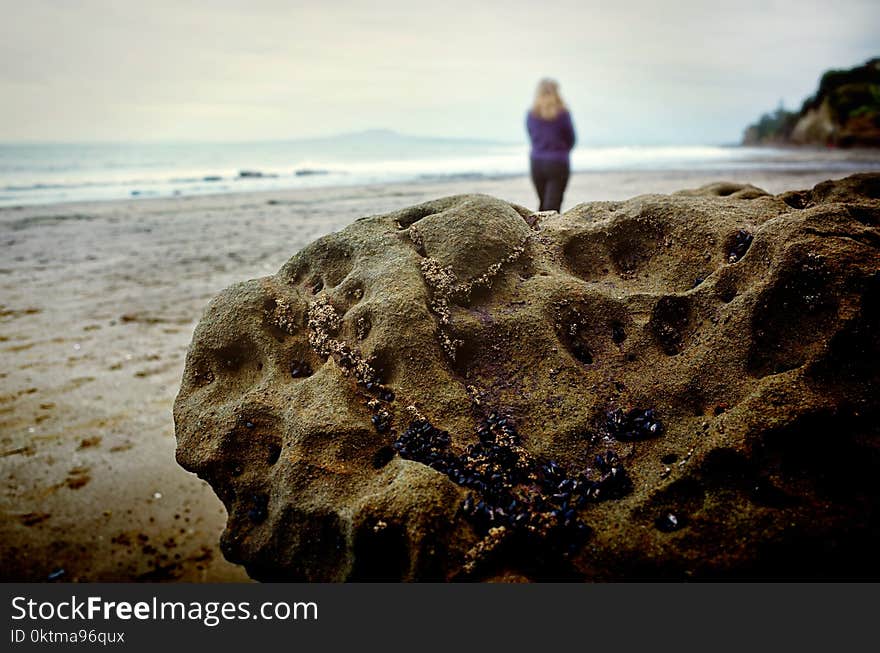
[1,0,878,145]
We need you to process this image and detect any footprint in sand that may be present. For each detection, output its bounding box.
[65,466,91,490]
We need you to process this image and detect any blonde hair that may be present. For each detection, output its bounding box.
[531,78,566,120]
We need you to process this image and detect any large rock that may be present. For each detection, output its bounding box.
[174,174,880,581]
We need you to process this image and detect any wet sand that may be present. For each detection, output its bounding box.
[1,164,877,581]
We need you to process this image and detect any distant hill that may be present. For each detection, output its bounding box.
[743,58,880,147]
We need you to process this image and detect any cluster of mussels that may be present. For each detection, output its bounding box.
[392,412,633,557]
[728,229,754,263]
[289,361,312,378]
[364,379,395,433]
[606,407,664,441]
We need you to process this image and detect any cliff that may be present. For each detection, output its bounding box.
[743,58,880,147]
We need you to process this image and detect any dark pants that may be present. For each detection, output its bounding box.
[530,158,570,212]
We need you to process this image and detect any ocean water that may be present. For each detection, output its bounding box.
[1,132,877,207]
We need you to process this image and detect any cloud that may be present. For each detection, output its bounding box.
[0,0,877,143]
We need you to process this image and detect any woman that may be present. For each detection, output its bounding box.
[526,78,576,212]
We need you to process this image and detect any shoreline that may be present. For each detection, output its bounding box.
[3,143,879,209]
[4,162,880,216]
[1,164,877,581]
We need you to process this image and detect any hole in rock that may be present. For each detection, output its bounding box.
[350,520,409,581]
[726,229,753,264]
[371,446,395,469]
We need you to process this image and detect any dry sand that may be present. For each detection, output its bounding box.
[0,165,876,581]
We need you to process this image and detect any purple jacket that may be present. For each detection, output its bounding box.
[527,110,576,163]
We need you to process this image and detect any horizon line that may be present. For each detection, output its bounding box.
[0,131,737,148]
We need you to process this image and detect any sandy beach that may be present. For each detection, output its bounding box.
[1,163,878,581]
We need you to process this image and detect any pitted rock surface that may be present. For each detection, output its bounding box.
[174,175,880,580]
